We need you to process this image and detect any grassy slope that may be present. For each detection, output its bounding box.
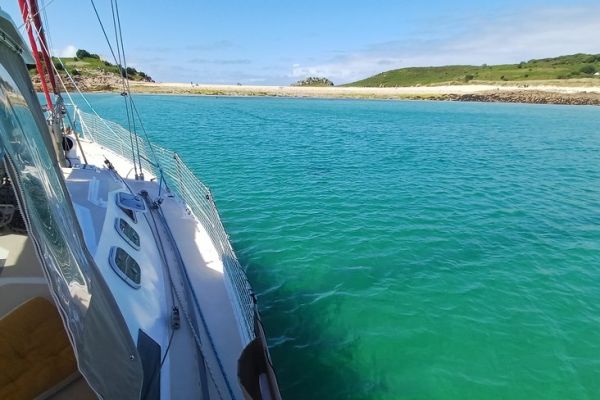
[346,54,600,87]
[30,55,150,82]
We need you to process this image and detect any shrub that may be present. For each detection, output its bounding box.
[464,74,474,82]
[579,65,597,75]
[583,55,599,63]
[53,61,64,71]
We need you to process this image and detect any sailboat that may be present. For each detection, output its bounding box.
[0,1,280,399]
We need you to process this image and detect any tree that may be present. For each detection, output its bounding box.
[75,49,100,59]
[76,49,91,59]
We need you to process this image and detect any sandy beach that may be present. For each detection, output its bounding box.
[46,72,600,105]
[129,81,600,96]
[123,81,600,105]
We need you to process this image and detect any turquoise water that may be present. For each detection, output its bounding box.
[85,95,600,399]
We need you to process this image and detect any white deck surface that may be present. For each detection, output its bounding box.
[64,138,245,399]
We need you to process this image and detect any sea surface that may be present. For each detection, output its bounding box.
[83,94,600,399]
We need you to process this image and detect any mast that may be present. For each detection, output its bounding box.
[18,0,66,166]
[17,0,53,112]
[28,0,58,95]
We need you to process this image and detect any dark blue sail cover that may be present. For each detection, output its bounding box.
[0,10,143,399]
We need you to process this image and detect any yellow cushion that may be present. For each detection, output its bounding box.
[0,297,77,400]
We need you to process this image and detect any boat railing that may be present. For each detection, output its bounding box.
[74,109,256,344]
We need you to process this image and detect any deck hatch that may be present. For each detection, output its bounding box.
[115,218,140,249]
[109,247,141,288]
[117,192,146,212]
[116,192,145,223]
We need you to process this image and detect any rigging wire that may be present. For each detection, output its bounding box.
[40,0,61,98]
[16,0,56,31]
[90,0,162,180]
[129,99,159,165]
[38,35,121,149]
[28,20,90,165]
[112,0,144,178]
[88,0,120,72]
[89,0,162,163]
[40,0,54,51]
[32,0,157,177]
[108,0,137,179]
[89,0,139,178]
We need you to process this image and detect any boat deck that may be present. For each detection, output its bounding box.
[63,138,245,398]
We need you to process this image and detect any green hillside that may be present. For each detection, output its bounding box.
[29,48,153,83]
[346,54,600,87]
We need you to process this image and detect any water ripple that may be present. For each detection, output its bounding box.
[89,95,600,400]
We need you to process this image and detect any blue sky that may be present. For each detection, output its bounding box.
[3,0,600,85]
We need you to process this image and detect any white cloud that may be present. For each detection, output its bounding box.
[290,5,600,84]
[55,44,77,58]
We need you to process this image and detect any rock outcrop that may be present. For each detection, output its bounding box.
[292,77,334,87]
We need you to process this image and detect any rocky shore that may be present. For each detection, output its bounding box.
[444,90,600,106]
[32,71,123,92]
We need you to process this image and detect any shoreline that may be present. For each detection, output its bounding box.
[119,90,600,108]
[125,82,600,106]
[49,78,600,106]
